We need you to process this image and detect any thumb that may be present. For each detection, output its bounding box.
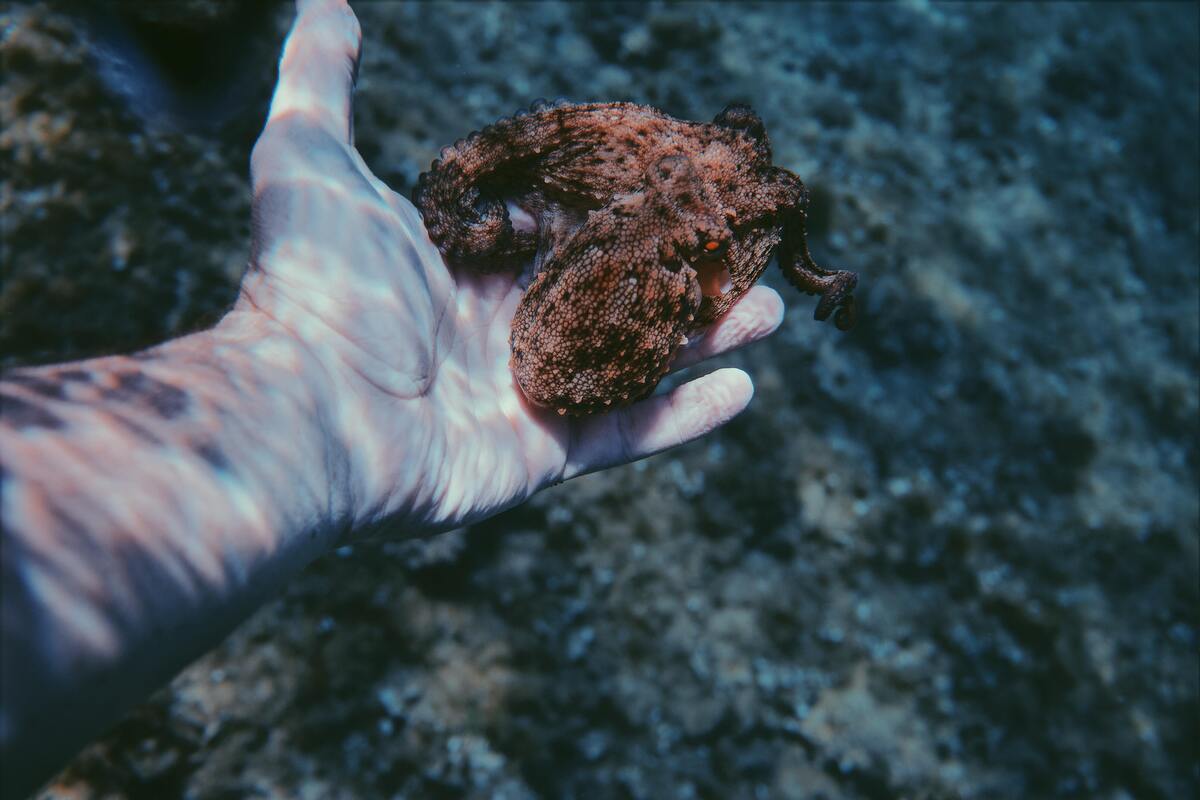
[266,0,363,144]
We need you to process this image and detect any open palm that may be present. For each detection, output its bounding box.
[238,0,785,537]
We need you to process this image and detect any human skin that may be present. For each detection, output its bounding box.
[0,0,787,794]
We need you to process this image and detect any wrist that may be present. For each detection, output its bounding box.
[230,274,433,540]
[203,304,356,547]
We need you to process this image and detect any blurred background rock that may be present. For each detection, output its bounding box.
[3,1,1196,798]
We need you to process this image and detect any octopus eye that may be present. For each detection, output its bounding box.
[700,238,728,257]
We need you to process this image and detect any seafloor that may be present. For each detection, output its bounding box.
[2,1,1197,798]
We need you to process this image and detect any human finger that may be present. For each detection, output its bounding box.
[562,367,754,480]
[671,285,785,372]
[265,0,363,144]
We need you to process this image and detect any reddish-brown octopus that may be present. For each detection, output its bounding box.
[414,100,858,415]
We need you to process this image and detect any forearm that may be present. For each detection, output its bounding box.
[0,308,346,795]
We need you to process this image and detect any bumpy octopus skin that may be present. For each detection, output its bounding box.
[413,100,858,415]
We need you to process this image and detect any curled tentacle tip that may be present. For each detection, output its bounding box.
[834,299,857,331]
[813,291,857,331]
[813,295,835,322]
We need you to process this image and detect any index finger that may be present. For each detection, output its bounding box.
[562,368,755,481]
[670,286,786,372]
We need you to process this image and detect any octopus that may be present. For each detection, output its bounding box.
[413,100,858,415]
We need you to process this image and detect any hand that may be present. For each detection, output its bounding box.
[237,0,786,537]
